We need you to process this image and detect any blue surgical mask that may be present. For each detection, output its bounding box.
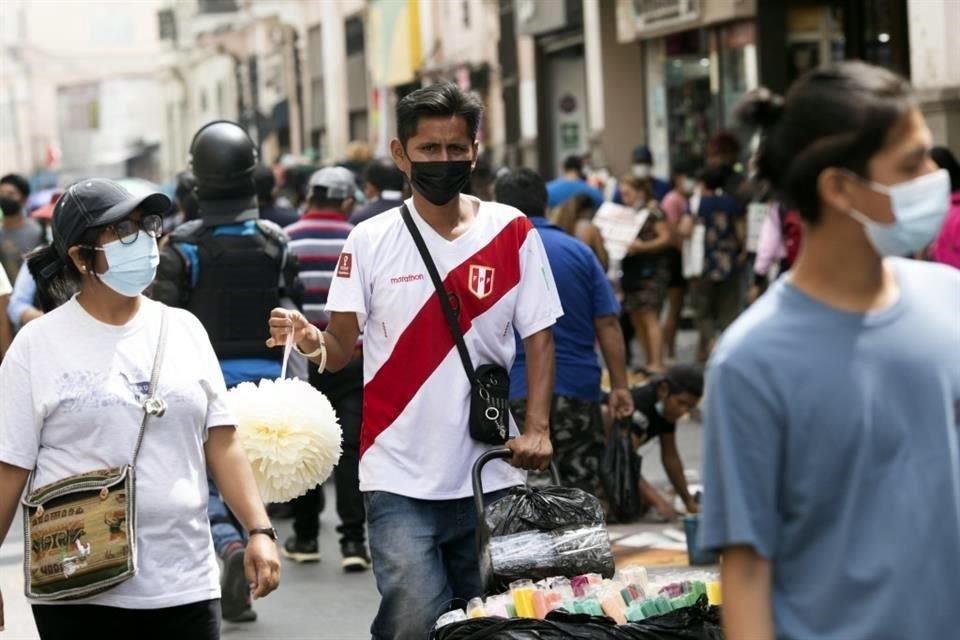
[847,169,950,257]
[655,400,665,417]
[95,233,160,297]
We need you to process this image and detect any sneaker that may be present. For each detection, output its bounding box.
[220,542,257,622]
[281,536,321,563]
[340,540,371,573]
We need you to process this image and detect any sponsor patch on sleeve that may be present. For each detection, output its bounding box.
[337,252,353,278]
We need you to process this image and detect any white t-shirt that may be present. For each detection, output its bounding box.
[0,296,235,608]
[0,267,11,296]
[328,196,563,500]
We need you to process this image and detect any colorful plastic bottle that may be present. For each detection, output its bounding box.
[640,599,660,618]
[571,574,591,598]
[467,597,486,618]
[617,565,649,590]
[706,580,723,605]
[532,589,549,619]
[485,595,508,618]
[510,580,537,618]
[653,596,672,615]
[600,589,628,624]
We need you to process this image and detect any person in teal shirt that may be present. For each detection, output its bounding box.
[699,62,960,640]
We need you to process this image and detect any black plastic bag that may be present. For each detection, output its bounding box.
[599,419,643,523]
[480,486,615,592]
[486,486,606,536]
[431,597,722,640]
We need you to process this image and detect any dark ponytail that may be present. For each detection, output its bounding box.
[736,61,914,225]
[26,230,97,311]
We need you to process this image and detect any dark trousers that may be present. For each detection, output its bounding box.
[291,357,365,544]
[32,599,220,640]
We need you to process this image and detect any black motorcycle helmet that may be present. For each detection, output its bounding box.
[190,120,258,201]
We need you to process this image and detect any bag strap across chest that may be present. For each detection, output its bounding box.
[399,204,478,387]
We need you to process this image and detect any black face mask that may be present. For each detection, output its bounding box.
[409,161,473,206]
[0,196,21,216]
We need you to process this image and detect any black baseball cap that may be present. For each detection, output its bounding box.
[52,178,171,260]
[632,145,654,164]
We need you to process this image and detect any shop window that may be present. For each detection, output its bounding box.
[345,16,365,57]
[663,30,713,169]
[786,4,845,84]
[854,0,909,77]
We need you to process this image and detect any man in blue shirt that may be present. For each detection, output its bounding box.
[546,155,605,210]
[496,168,633,493]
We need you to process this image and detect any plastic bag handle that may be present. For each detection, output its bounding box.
[471,446,562,531]
[280,330,293,380]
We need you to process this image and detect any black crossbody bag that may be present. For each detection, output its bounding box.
[400,204,510,445]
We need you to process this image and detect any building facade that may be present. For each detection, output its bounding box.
[2,0,957,189]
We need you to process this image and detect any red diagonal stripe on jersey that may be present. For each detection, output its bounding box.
[360,215,533,457]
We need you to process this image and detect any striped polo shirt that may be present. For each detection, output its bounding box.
[284,210,354,329]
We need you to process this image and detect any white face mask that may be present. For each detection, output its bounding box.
[681,177,696,194]
[632,164,652,179]
[846,169,950,257]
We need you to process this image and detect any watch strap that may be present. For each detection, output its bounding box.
[249,527,278,541]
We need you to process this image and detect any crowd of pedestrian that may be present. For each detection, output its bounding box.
[0,60,957,640]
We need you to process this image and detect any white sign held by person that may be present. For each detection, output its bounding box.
[595,202,649,277]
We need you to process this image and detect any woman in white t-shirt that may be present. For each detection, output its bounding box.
[0,179,279,640]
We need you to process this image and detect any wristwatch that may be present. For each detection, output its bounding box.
[249,526,279,541]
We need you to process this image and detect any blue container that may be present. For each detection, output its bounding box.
[683,515,720,566]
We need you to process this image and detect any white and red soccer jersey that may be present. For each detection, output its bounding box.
[326,196,563,500]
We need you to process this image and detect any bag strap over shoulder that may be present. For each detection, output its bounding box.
[399,204,477,386]
[132,306,169,466]
[24,305,169,497]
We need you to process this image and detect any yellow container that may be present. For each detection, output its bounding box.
[706,580,723,605]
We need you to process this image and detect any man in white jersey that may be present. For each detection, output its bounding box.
[267,84,562,639]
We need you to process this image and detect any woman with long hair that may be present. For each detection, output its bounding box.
[619,175,671,373]
[550,193,609,270]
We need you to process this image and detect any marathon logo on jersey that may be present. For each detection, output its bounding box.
[468,265,495,299]
[337,252,353,278]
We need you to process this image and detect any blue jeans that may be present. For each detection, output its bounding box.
[208,476,245,557]
[365,489,513,640]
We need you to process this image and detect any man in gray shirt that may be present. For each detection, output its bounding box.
[0,173,44,282]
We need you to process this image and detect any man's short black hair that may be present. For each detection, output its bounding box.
[254,166,276,201]
[700,166,729,191]
[362,159,406,193]
[308,186,348,211]
[0,173,31,199]
[663,365,704,397]
[396,83,484,148]
[562,155,584,174]
[494,168,547,218]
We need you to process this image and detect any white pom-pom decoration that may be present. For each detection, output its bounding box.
[227,377,343,503]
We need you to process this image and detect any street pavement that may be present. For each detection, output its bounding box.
[1,334,703,639]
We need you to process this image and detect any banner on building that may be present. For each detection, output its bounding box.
[368,0,422,87]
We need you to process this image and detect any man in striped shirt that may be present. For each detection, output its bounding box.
[282,167,370,571]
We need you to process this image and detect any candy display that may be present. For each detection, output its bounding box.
[434,565,722,631]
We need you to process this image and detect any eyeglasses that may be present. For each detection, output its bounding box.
[109,214,163,245]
